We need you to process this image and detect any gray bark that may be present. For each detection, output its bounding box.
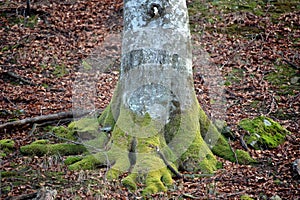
[118,0,196,125]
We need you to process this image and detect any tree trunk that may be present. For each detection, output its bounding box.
[69,0,255,195]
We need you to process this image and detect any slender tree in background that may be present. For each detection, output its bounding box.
[25,0,31,16]
[71,0,254,194]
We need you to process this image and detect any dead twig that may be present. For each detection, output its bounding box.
[239,135,249,151]
[5,191,37,200]
[283,59,300,70]
[156,146,183,179]
[29,118,73,135]
[4,71,37,86]
[267,93,278,115]
[228,138,238,165]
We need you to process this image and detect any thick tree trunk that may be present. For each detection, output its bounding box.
[98,0,217,193]
[68,0,255,195]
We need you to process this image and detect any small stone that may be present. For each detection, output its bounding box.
[290,77,300,84]
[292,159,300,177]
[263,119,271,126]
[270,195,281,200]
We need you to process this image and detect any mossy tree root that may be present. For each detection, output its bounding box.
[20,140,87,156]
[64,102,255,194]
[19,102,255,195]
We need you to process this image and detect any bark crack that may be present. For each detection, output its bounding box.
[128,137,137,172]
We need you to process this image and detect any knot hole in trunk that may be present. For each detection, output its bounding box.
[148,3,163,18]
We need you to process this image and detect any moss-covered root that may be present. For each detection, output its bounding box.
[198,106,256,165]
[20,140,87,156]
[66,154,106,170]
[98,104,116,128]
[212,137,256,164]
[121,155,173,196]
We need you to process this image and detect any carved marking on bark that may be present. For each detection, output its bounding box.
[121,49,188,74]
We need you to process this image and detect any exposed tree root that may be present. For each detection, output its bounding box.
[17,104,255,195]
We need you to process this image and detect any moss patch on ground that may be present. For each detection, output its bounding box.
[52,126,77,140]
[188,0,300,39]
[239,116,290,149]
[0,139,15,157]
[0,139,15,150]
[20,140,87,156]
[265,64,300,96]
[241,194,255,200]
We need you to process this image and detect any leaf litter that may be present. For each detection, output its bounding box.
[0,0,299,199]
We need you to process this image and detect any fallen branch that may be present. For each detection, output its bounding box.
[228,138,238,165]
[283,59,300,70]
[2,71,66,92]
[29,118,73,135]
[6,187,57,200]
[5,191,37,200]
[239,135,249,151]
[0,110,102,132]
[4,71,37,86]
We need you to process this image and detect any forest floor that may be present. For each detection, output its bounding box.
[0,0,299,199]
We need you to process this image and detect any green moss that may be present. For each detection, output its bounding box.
[83,134,109,150]
[68,117,99,134]
[188,0,210,16]
[98,107,174,194]
[122,173,138,191]
[67,154,103,170]
[0,139,15,152]
[67,92,255,195]
[239,116,290,149]
[0,139,15,157]
[98,104,116,128]
[265,64,300,96]
[1,171,18,178]
[241,194,254,200]
[198,153,219,173]
[32,139,49,145]
[274,179,281,185]
[0,152,6,157]
[20,141,87,156]
[52,126,77,140]
[64,156,84,165]
[133,155,173,196]
[142,166,173,195]
[235,149,256,164]
[211,137,255,165]
[198,105,255,165]
[52,64,68,77]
